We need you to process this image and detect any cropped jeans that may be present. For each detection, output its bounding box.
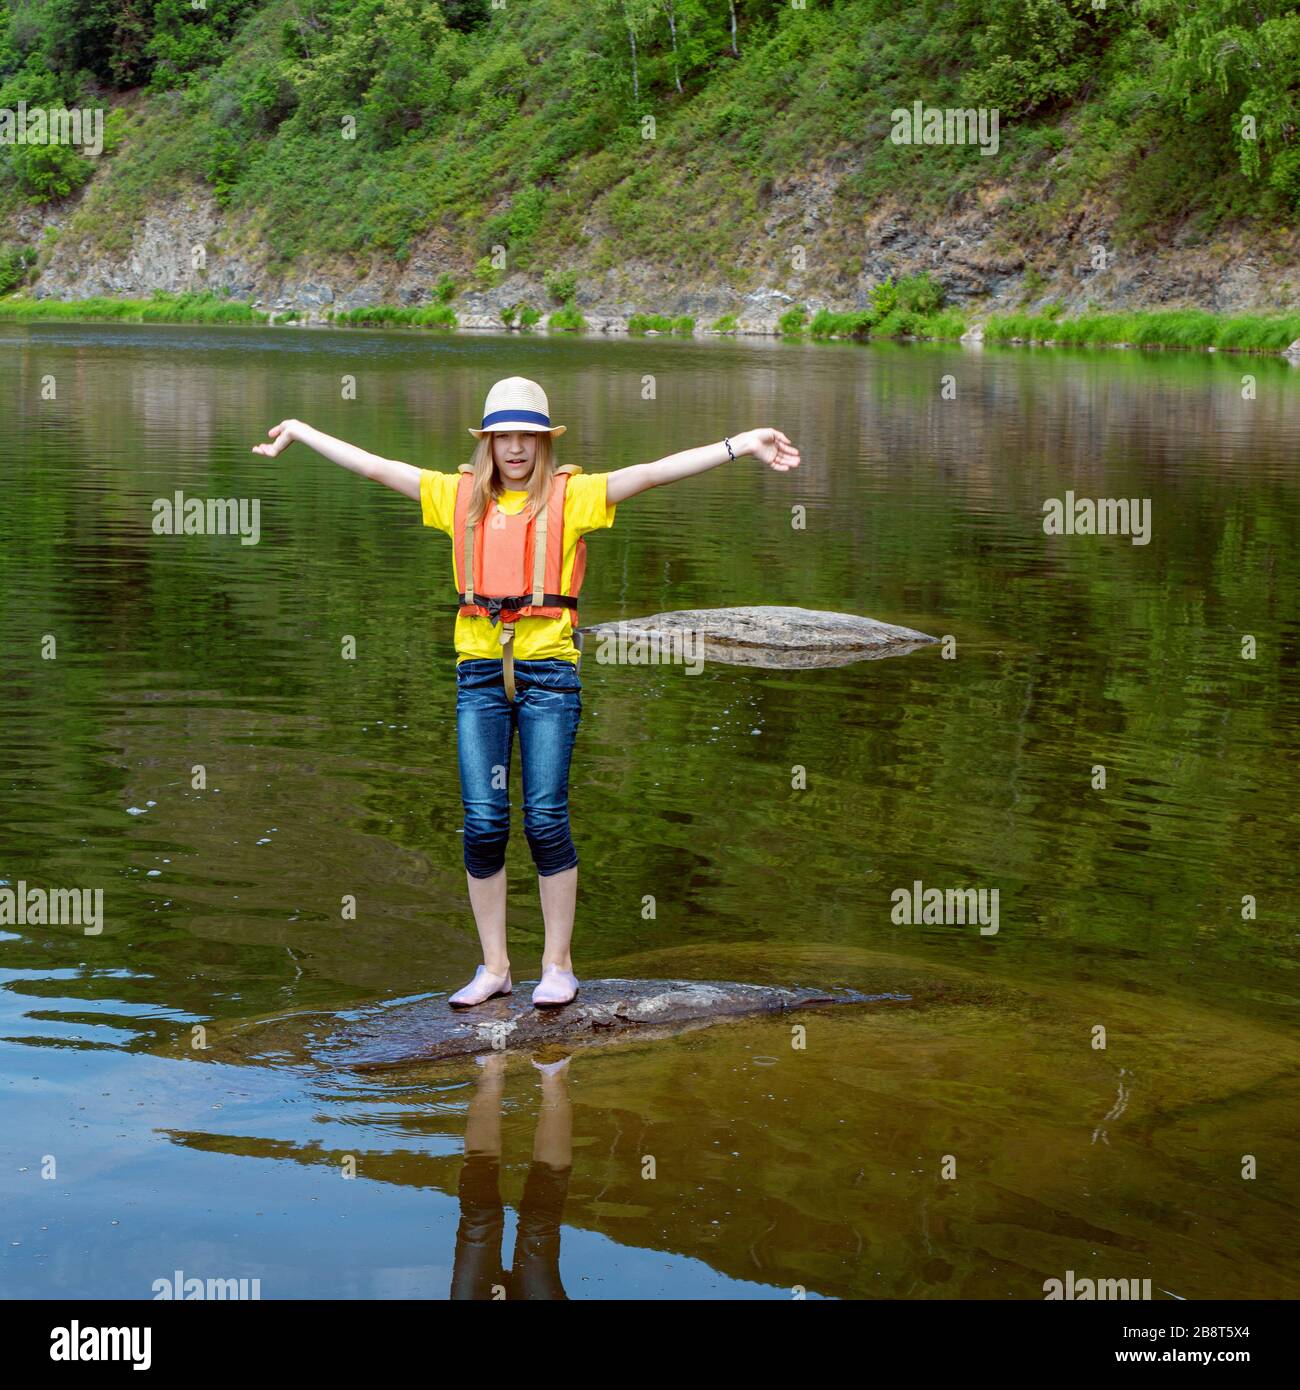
[455,657,582,879]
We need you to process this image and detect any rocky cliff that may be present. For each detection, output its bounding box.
[8,161,1300,332]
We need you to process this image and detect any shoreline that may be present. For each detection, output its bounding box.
[3,293,1300,361]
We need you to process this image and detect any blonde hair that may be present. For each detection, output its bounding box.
[463,432,557,528]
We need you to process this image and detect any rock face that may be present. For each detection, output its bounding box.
[205,979,906,1071]
[11,163,1300,329]
[580,605,938,669]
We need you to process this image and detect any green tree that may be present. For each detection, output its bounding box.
[955,0,1127,117]
[0,67,95,202]
[0,5,23,80]
[362,0,455,143]
[1149,0,1300,199]
[149,0,259,89]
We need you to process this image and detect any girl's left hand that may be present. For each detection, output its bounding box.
[741,428,801,471]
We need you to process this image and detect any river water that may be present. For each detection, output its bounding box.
[1,322,1296,1299]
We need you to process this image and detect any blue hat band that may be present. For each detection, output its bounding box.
[481,408,551,429]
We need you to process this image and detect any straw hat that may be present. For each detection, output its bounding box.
[468,376,567,437]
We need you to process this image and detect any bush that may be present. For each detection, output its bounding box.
[896,273,945,315]
[778,305,807,335]
[411,303,456,327]
[863,275,947,323]
[911,308,967,340]
[870,278,899,317]
[501,302,542,329]
[499,184,548,248]
[435,272,457,303]
[1267,146,1300,209]
[148,0,259,90]
[239,63,297,134]
[957,0,1114,118]
[202,124,246,208]
[548,300,585,331]
[545,269,577,304]
[473,256,503,289]
[0,245,32,295]
[711,313,737,333]
[330,302,457,329]
[0,67,99,201]
[810,308,874,338]
[14,141,95,200]
[627,312,694,334]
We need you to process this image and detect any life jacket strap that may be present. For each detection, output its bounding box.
[500,623,517,703]
[532,491,549,608]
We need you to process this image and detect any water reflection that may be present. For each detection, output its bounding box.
[452,1052,572,1301]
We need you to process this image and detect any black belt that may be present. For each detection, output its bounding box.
[455,594,578,623]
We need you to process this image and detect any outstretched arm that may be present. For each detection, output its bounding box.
[605,428,800,505]
[251,419,422,501]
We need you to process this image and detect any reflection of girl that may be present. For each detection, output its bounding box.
[452,1054,573,1302]
[453,1151,573,1301]
[253,376,799,1009]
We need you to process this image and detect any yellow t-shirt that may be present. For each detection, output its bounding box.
[420,469,617,664]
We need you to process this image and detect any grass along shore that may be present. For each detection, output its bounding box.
[3,291,1300,357]
[982,308,1300,354]
[0,291,269,324]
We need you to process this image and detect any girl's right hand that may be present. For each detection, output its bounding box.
[251,420,304,457]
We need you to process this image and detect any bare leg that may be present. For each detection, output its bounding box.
[466,866,510,974]
[532,1062,572,1167]
[451,1052,509,1299]
[466,1050,508,1152]
[536,864,577,971]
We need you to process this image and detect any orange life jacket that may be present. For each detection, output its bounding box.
[453,462,587,630]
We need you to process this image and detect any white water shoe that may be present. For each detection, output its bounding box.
[531,965,579,1008]
[449,965,512,1008]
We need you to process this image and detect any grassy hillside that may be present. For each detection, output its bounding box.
[2,1,1300,296]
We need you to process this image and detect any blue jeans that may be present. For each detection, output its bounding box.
[456,658,582,879]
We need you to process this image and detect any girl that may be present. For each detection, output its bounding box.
[253,376,800,1009]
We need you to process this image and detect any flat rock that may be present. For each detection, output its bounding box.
[201,978,908,1071]
[579,605,938,669]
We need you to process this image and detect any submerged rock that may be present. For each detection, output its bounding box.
[579,605,938,669]
[199,978,908,1071]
